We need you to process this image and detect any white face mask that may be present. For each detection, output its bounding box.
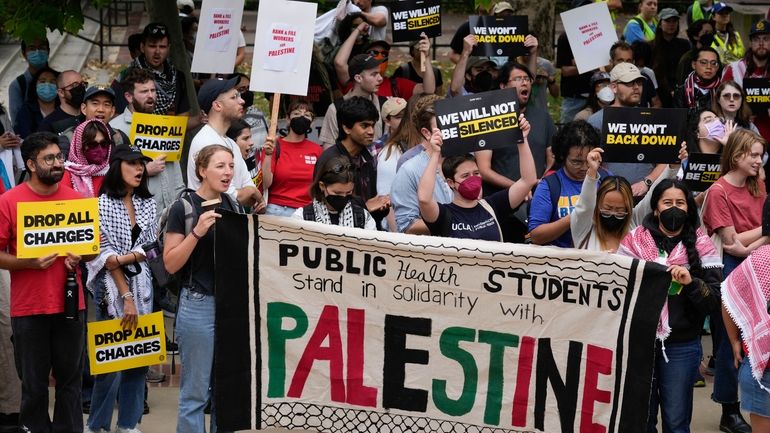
[597,87,615,104]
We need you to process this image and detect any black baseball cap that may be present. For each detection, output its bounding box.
[110,144,152,164]
[348,54,384,78]
[84,85,116,102]
[142,22,169,40]
[197,76,240,113]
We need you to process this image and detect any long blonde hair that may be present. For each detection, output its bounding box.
[720,128,766,197]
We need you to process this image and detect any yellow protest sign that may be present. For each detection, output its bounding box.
[88,311,167,375]
[129,112,186,161]
[16,198,99,258]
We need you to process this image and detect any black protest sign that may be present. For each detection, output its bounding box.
[469,15,528,58]
[743,78,770,111]
[682,152,721,192]
[390,0,441,43]
[601,107,686,164]
[436,88,523,156]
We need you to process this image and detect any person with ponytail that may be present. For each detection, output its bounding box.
[618,179,723,433]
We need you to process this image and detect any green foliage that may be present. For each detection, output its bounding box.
[1,0,111,42]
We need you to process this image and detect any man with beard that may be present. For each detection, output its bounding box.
[587,63,666,200]
[0,132,92,433]
[475,61,556,242]
[38,70,86,134]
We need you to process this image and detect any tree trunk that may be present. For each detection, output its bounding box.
[510,0,556,60]
[143,0,199,115]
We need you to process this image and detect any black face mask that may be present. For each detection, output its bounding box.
[241,91,254,108]
[471,71,494,93]
[325,194,350,213]
[289,116,312,135]
[659,207,688,232]
[699,33,715,47]
[68,85,86,107]
[600,214,626,232]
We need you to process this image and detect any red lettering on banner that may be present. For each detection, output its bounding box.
[579,344,613,433]
[345,309,378,407]
[511,336,535,427]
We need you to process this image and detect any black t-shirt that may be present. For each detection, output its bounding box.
[166,192,238,296]
[392,62,444,88]
[426,189,510,242]
[556,33,592,98]
[763,196,770,237]
[38,107,78,134]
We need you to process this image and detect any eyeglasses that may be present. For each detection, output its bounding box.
[566,158,588,168]
[367,49,389,58]
[37,153,65,166]
[721,92,741,100]
[697,59,720,67]
[85,139,111,150]
[508,76,532,84]
[619,80,644,88]
[61,81,87,91]
[600,211,628,219]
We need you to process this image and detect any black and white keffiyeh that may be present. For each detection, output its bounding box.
[87,194,158,318]
[310,199,356,227]
[131,56,177,114]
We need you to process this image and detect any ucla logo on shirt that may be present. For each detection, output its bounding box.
[557,195,580,218]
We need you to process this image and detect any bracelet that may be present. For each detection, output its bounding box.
[121,291,134,300]
[191,229,203,240]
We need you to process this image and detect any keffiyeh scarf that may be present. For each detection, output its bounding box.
[86,194,158,318]
[310,199,357,227]
[64,119,111,197]
[618,224,722,342]
[683,70,721,108]
[722,244,770,393]
[131,55,177,114]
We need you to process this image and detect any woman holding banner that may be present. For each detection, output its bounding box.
[163,144,243,433]
[618,179,723,433]
[85,145,157,433]
[62,119,113,198]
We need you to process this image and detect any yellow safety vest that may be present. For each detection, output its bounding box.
[624,15,658,41]
[712,32,745,64]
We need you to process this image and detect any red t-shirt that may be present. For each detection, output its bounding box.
[60,170,105,198]
[264,138,322,208]
[0,182,86,317]
[703,177,767,236]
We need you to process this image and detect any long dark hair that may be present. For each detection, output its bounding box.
[100,159,153,199]
[649,179,702,273]
[310,155,355,201]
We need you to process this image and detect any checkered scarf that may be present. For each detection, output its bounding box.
[309,199,356,227]
[64,119,111,197]
[131,55,177,114]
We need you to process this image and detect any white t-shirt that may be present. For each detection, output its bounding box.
[186,124,254,201]
[369,6,389,42]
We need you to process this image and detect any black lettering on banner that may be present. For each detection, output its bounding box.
[133,137,182,152]
[601,107,686,164]
[390,0,442,43]
[23,228,94,247]
[534,339,582,432]
[436,88,523,156]
[682,152,722,192]
[469,15,528,58]
[382,314,431,412]
[743,78,770,111]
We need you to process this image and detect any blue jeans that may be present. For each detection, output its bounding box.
[712,253,743,404]
[647,337,702,433]
[265,203,298,217]
[176,288,223,433]
[560,96,587,123]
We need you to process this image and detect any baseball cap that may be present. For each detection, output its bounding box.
[610,63,643,83]
[659,8,679,21]
[348,54,384,78]
[110,144,152,164]
[570,0,592,9]
[590,71,611,87]
[712,2,733,14]
[142,22,168,40]
[751,20,770,37]
[84,85,116,102]
[381,98,407,119]
[492,1,514,14]
[197,76,239,113]
[466,57,497,72]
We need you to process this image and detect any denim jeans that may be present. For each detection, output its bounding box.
[12,312,85,433]
[265,203,298,217]
[176,288,224,433]
[712,253,743,404]
[560,96,587,123]
[647,337,702,433]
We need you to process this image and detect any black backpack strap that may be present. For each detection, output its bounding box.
[544,173,562,216]
[352,204,366,229]
[302,204,316,222]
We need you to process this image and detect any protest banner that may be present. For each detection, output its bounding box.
[436,88,523,156]
[470,15,528,58]
[250,0,317,96]
[683,152,721,192]
[128,112,186,161]
[560,2,618,74]
[390,0,442,43]
[601,107,687,164]
[16,198,99,259]
[742,78,770,111]
[87,311,166,375]
[213,212,670,432]
[191,0,245,74]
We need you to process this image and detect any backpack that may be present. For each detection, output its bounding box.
[302,202,367,229]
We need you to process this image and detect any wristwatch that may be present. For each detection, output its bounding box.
[643,177,653,188]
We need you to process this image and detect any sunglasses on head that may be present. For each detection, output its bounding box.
[148,25,167,35]
[367,49,389,58]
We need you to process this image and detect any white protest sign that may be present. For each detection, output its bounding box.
[250,0,317,96]
[560,2,618,74]
[191,0,245,74]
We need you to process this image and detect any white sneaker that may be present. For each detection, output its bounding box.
[114,427,143,433]
[84,427,106,433]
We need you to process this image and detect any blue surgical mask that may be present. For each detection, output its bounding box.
[27,50,49,68]
[36,83,57,102]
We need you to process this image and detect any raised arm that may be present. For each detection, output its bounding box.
[508,116,538,209]
[571,147,602,246]
[417,129,444,224]
[450,35,476,96]
[334,21,369,84]
[411,33,436,95]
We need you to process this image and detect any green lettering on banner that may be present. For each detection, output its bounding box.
[267,302,308,398]
[478,331,519,426]
[432,327,478,416]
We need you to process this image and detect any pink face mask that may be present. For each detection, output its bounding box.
[84,146,109,165]
[457,175,482,200]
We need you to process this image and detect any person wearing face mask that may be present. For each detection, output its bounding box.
[677,19,716,84]
[449,35,499,97]
[38,70,86,134]
[13,67,59,140]
[8,37,53,125]
[260,100,322,217]
[61,119,113,198]
[418,116,537,242]
[293,155,376,230]
[575,72,614,121]
[618,179,723,433]
[674,47,723,114]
